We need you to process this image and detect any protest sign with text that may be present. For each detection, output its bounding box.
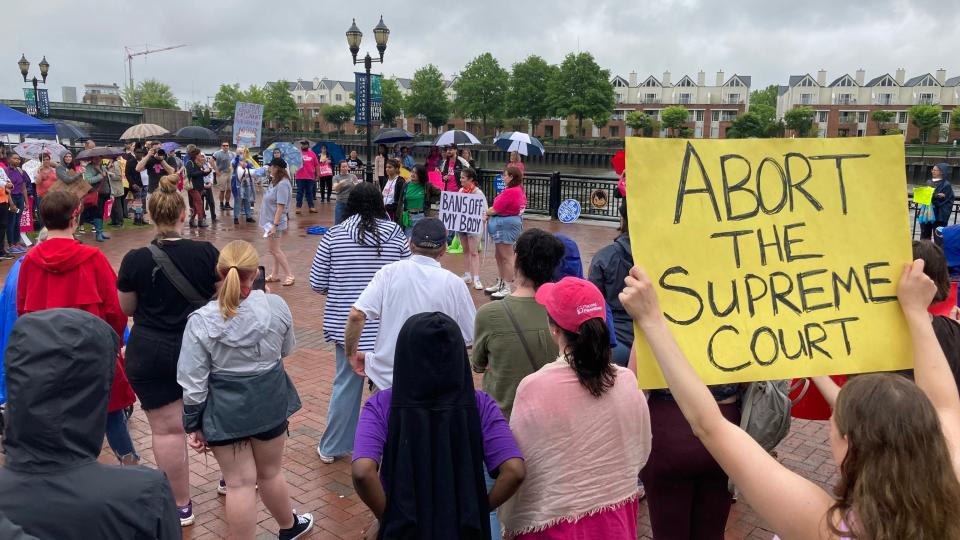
[626,136,912,388]
[439,191,487,234]
[233,102,264,148]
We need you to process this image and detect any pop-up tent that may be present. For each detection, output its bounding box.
[0,103,56,136]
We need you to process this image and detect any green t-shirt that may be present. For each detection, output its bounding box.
[471,295,559,418]
[404,182,425,211]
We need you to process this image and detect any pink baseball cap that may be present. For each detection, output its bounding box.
[535,277,607,333]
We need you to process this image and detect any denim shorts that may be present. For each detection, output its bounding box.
[487,215,522,244]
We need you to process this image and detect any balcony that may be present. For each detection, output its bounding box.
[917,97,939,105]
[873,97,895,105]
[641,97,661,104]
[838,115,858,124]
[723,98,744,105]
[833,96,857,105]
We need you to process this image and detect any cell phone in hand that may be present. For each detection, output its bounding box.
[252,266,266,291]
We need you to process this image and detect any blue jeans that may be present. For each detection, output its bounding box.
[318,344,365,456]
[7,194,24,245]
[335,201,348,225]
[296,179,316,209]
[233,194,252,218]
[485,469,501,539]
[104,409,138,461]
[404,212,424,238]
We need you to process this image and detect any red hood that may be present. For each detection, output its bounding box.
[26,238,99,273]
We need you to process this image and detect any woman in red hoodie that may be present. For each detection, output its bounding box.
[16,190,139,464]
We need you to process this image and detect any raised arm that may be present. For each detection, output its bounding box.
[619,266,834,540]
[897,260,960,475]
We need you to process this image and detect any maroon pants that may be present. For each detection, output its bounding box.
[641,397,741,540]
[188,189,204,220]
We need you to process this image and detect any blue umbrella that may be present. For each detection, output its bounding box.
[263,142,303,174]
[311,140,345,165]
[160,141,181,154]
[493,131,545,157]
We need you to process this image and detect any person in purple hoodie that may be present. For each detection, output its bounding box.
[5,154,29,254]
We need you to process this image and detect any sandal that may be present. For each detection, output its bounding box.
[282,276,296,287]
[265,275,281,283]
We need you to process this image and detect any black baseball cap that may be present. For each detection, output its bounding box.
[411,217,447,249]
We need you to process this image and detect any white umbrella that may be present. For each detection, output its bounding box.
[493,131,545,157]
[433,129,480,146]
[120,123,169,141]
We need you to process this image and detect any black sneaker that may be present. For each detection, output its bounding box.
[246,217,256,223]
[0,253,13,261]
[278,512,314,540]
[234,217,240,225]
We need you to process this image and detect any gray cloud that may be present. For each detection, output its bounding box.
[6,0,959,106]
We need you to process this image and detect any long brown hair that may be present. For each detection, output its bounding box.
[828,374,960,539]
[271,164,290,186]
[215,241,259,320]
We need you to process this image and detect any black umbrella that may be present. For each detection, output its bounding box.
[374,128,414,144]
[174,125,219,142]
[52,121,89,141]
[76,146,125,160]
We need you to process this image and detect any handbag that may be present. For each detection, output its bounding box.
[81,188,99,208]
[147,244,209,308]
[501,300,542,372]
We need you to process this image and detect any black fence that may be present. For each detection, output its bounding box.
[474,169,621,222]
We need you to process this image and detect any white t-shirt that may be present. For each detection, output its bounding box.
[353,254,476,390]
[140,170,149,187]
[382,177,398,205]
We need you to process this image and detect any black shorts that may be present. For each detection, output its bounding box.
[125,326,185,410]
[208,421,289,447]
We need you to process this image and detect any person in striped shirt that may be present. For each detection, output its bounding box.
[310,182,410,463]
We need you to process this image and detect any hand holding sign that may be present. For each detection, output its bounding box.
[440,191,487,235]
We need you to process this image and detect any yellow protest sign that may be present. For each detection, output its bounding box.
[913,186,934,206]
[626,136,913,389]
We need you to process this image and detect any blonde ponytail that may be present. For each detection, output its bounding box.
[215,240,260,319]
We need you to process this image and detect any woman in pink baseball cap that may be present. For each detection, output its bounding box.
[499,277,651,539]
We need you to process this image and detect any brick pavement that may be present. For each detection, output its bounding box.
[0,200,838,539]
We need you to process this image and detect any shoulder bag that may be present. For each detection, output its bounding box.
[147,244,208,308]
[501,299,541,372]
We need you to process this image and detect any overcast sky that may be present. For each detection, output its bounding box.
[6,0,959,107]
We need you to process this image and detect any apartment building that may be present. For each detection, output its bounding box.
[84,83,123,106]
[776,69,960,141]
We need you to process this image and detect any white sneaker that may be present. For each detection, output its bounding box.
[462,272,473,283]
[316,444,335,464]
[484,278,503,294]
[473,277,483,290]
[491,282,511,300]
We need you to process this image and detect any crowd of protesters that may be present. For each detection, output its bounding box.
[0,137,959,540]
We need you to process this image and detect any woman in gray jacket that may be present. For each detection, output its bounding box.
[177,240,314,540]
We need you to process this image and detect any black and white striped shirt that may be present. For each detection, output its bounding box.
[310,214,410,349]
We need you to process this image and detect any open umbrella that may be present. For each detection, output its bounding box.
[374,128,414,144]
[311,140,345,165]
[160,141,182,154]
[263,142,303,173]
[120,123,169,141]
[493,131,545,157]
[175,125,218,142]
[13,140,68,161]
[611,150,625,176]
[51,121,89,141]
[76,146,125,160]
[433,129,480,146]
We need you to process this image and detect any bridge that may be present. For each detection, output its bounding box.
[1,99,144,129]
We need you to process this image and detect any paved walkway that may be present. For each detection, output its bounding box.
[0,200,837,539]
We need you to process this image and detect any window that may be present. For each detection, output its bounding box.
[919,92,935,104]
[320,95,326,103]
[918,75,938,87]
[727,78,744,87]
[679,93,692,104]
[297,95,303,103]
[413,123,422,134]
[800,94,813,105]
[642,78,660,87]
[609,126,620,136]
[857,111,868,123]
[544,125,554,138]
[798,78,816,87]
[726,93,740,104]
[839,112,857,124]
[877,76,895,87]
[335,93,342,101]
[897,111,908,123]
[643,93,659,103]
[712,110,737,122]
[677,77,695,87]
[615,93,624,104]
[613,78,628,88]
[835,76,855,87]
[877,93,893,105]
[941,111,951,124]
[836,94,855,105]
[612,111,625,121]
[711,110,719,122]
[817,111,828,122]
[693,110,704,122]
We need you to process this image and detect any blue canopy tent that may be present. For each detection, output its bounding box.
[0,103,57,137]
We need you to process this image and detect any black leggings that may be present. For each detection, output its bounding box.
[319,176,333,201]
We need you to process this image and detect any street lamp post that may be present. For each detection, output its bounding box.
[18,54,50,117]
[346,16,390,183]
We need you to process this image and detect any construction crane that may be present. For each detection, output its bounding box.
[124,44,187,89]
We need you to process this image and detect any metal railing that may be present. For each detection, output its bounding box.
[475,168,621,222]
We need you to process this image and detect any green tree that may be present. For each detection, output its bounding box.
[749,84,778,108]
[263,81,298,128]
[547,52,615,137]
[909,104,942,143]
[121,78,177,109]
[452,53,509,136]
[406,64,450,131]
[212,83,244,118]
[625,110,659,137]
[506,55,558,134]
[952,108,960,132]
[323,105,353,134]
[380,78,404,127]
[242,84,267,105]
[871,110,895,135]
[189,102,212,127]
[784,106,816,137]
[728,103,779,138]
[660,106,690,137]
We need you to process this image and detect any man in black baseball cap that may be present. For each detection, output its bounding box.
[411,216,447,251]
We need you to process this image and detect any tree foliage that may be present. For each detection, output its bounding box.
[189,102,212,127]
[727,104,780,138]
[660,106,690,137]
[212,84,245,118]
[506,55,557,134]
[909,104,942,143]
[380,78,404,127]
[121,78,177,109]
[323,105,353,133]
[749,84,778,108]
[784,106,816,137]
[263,81,298,128]
[547,52,614,137]
[406,64,450,130]
[452,53,509,135]
[870,110,895,134]
[625,110,659,137]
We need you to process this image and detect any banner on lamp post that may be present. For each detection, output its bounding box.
[22,88,36,115]
[354,73,383,126]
